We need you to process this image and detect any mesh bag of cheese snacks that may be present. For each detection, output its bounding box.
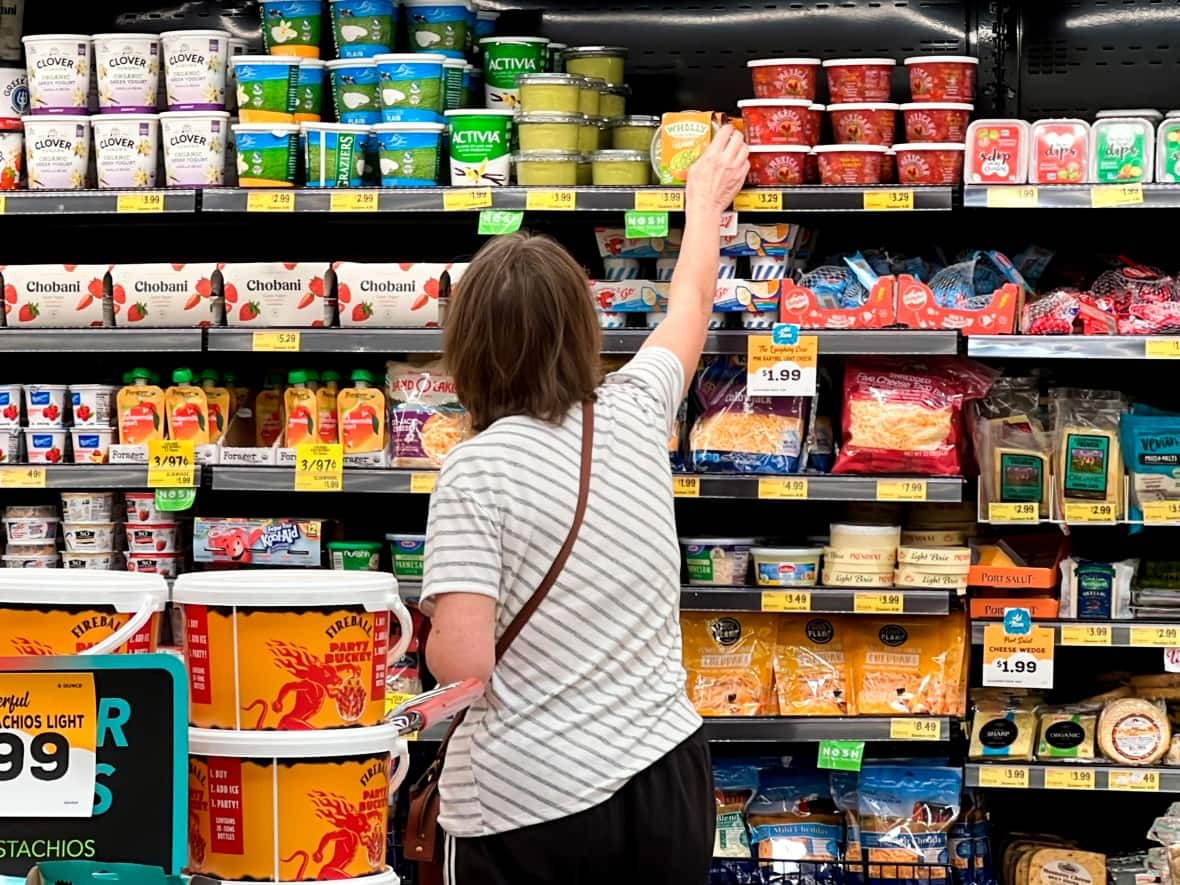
[858,764,962,885]
[681,612,777,717]
[386,358,471,468]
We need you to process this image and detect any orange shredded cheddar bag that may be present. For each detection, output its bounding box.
[681,612,777,716]
[773,615,850,716]
[846,613,967,716]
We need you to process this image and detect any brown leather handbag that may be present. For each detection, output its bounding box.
[404,402,595,885]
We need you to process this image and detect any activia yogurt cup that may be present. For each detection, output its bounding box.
[233,123,300,187]
[23,115,89,189]
[160,110,229,186]
[326,58,380,125]
[480,36,549,111]
[373,121,443,185]
[233,55,300,123]
[404,0,470,58]
[374,53,445,122]
[22,35,90,115]
[445,107,512,185]
[93,33,160,113]
[161,30,229,111]
[92,113,159,188]
[259,0,323,58]
[303,122,371,187]
[330,0,396,58]
[294,59,324,122]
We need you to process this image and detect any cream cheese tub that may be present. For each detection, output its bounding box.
[680,537,755,586]
[751,546,823,587]
[173,570,414,730]
[22,34,90,115]
[187,727,408,881]
[160,110,229,186]
[161,30,228,111]
[23,114,89,188]
[0,569,167,655]
[92,113,159,188]
[93,33,160,113]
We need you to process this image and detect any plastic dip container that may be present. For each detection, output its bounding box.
[233,55,300,123]
[125,522,179,554]
[70,427,115,463]
[160,110,229,187]
[172,570,414,729]
[0,569,167,654]
[751,546,823,587]
[747,144,811,186]
[680,537,756,586]
[404,0,470,58]
[233,123,300,187]
[125,491,166,523]
[608,115,658,152]
[187,727,407,881]
[738,98,815,146]
[5,515,57,542]
[259,0,323,58]
[326,58,380,125]
[823,58,895,103]
[748,57,822,101]
[22,34,90,114]
[828,102,898,145]
[373,53,445,122]
[813,143,887,185]
[61,491,116,522]
[327,540,383,570]
[93,33,159,113]
[330,0,396,58]
[590,149,649,185]
[480,36,549,109]
[517,73,582,114]
[599,84,628,119]
[160,30,229,110]
[563,45,626,85]
[303,121,372,188]
[387,533,425,579]
[579,116,603,152]
[22,114,89,188]
[445,108,513,186]
[517,112,583,152]
[515,149,578,185]
[894,142,966,184]
[295,58,324,122]
[900,102,973,143]
[905,55,978,102]
[965,118,1030,184]
[373,121,444,186]
[92,113,159,188]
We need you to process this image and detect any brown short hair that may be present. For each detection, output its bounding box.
[444,232,602,433]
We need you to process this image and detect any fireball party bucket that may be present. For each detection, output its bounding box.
[172,569,413,729]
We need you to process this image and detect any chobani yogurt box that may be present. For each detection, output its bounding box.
[1,264,108,327]
[332,261,462,327]
[109,263,221,327]
[219,262,331,326]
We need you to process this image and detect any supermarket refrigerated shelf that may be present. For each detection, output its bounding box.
[965,184,1180,210]
[0,189,198,215]
[3,464,205,489]
[681,587,952,614]
[702,716,954,743]
[967,336,1180,360]
[966,763,1180,793]
[970,620,1180,647]
[0,329,205,353]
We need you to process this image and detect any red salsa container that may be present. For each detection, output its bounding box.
[747,145,811,185]
[900,102,972,143]
[813,144,887,185]
[828,102,898,145]
[893,142,965,184]
[904,55,978,102]
[748,58,822,101]
[822,58,895,103]
[738,99,816,146]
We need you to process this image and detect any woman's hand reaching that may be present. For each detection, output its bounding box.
[685,124,750,219]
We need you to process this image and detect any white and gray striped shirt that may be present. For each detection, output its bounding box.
[419,347,701,838]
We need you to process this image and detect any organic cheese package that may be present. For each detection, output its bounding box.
[220,262,332,326]
[845,613,968,717]
[1,265,108,327]
[1035,707,1098,762]
[681,611,777,717]
[109,263,221,327]
[1051,387,1128,521]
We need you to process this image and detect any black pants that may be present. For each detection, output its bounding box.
[445,727,714,885]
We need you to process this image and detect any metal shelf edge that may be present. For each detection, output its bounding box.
[966,763,1180,792]
[681,587,951,614]
[701,716,954,742]
[0,329,205,353]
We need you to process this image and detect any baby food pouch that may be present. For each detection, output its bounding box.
[198,369,232,443]
[338,369,386,453]
[284,370,318,446]
[255,375,284,447]
[117,368,165,445]
[165,367,209,444]
[317,369,341,444]
[656,111,723,186]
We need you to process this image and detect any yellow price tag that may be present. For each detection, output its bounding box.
[634,190,685,211]
[1131,625,1180,647]
[0,466,46,489]
[1091,183,1144,208]
[525,190,577,211]
[0,195,8,214]
[854,592,904,614]
[410,472,438,494]
[330,190,379,212]
[1109,769,1159,792]
[733,190,782,212]
[116,192,165,213]
[672,476,700,498]
[1064,501,1117,523]
[147,439,196,488]
[1060,624,1112,647]
[988,502,1039,523]
[876,479,927,502]
[758,477,808,500]
[1143,500,1180,524]
[889,718,942,741]
[252,331,301,352]
[246,190,295,212]
[442,188,493,211]
[746,334,818,397]
[294,443,343,492]
[978,766,1029,789]
[863,189,914,211]
[1146,338,1180,359]
[385,691,419,739]
[760,591,811,613]
[1043,768,1095,790]
[985,186,1038,208]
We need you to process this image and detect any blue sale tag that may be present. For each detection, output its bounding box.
[1003,607,1032,636]
[772,323,800,345]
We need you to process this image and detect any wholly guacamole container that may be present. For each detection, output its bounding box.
[479,36,549,110]
[93,33,159,113]
[330,0,396,58]
[303,122,371,187]
[160,110,229,186]
[327,540,383,571]
[92,114,159,188]
[373,121,443,185]
[374,53,445,122]
[259,0,323,58]
[23,115,89,189]
[327,58,380,125]
[233,55,300,123]
[445,107,512,185]
[233,123,300,187]
[161,30,229,111]
[22,34,91,114]
[295,59,324,122]
[404,0,470,58]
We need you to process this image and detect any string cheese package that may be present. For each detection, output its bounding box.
[833,358,997,476]
[680,611,777,717]
[773,616,849,716]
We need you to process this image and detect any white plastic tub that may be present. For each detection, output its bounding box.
[751,546,823,587]
[63,522,118,552]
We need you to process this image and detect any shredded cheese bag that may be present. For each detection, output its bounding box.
[773,616,850,716]
[846,614,967,717]
[858,764,961,884]
[386,359,472,468]
[833,358,996,475]
[681,612,777,716]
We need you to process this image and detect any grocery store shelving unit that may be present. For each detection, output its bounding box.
[0,329,205,353]
[965,764,1180,793]
[702,716,955,743]
[682,587,951,614]
[16,465,205,489]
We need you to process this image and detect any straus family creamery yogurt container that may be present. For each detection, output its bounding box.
[330,0,396,58]
[160,110,229,186]
[22,114,90,188]
[326,58,380,125]
[260,0,323,58]
[303,121,371,187]
[232,123,300,187]
[405,0,470,58]
[480,36,549,110]
[0,67,28,118]
[233,55,300,123]
[172,569,414,729]
[444,108,512,185]
[92,113,159,188]
[161,30,229,111]
[373,121,443,186]
[22,34,90,114]
[93,33,160,113]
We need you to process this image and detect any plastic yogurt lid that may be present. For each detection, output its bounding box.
[373,52,448,63]
[189,723,402,759]
[302,121,377,132]
[830,522,901,534]
[811,144,889,153]
[750,546,824,556]
[748,144,812,152]
[23,33,91,42]
[233,123,301,133]
[747,58,822,67]
[445,108,515,117]
[903,55,979,65]
[158,29,230,39]
[517,112,587,124]
[823,58,896,66]
[899,102,974,111]
[0,570,167,611]
[893,142,966,150]
[172,569,399,609]
[157,110,230,119]
[606,115,659,127]
[386,533,426,541]
[562,45,628,57]
[371,122,446,132]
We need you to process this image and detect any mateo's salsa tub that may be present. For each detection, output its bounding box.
[173,570,414,730]
[747,58,821,101]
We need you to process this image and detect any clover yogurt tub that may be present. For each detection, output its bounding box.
[93,33,159,113]
[92,114,159,188]
[22,34,90,114]
[23,114,89,188]
[680,537,755,586]
[161,30,228,111]
[160,110,229,186]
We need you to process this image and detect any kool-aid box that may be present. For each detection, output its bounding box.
[193,517,327,566]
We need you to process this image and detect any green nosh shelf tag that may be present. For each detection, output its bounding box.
[817,740,865,772]
[624,210,670,239]
[155,487,196,512]
[478,209,524,235]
